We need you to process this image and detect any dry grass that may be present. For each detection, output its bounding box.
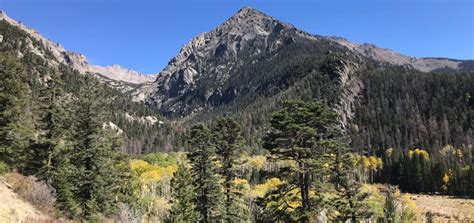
[4,172,56,215]
[0,176,52,222]
[408,194,474,222]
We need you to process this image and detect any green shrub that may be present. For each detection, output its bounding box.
[0,161,9,175]
[140,152,178,167]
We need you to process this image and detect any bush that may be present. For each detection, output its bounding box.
[0,161,9,175]
[5,172,56,214]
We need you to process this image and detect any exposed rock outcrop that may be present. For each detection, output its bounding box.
[141,7,307,115]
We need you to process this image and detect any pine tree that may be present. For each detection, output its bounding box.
[34,75,76,216]
[30,73,69,180]
[263,100,341,221]
[169,162,198,222]
[51,147,79,218]
[212,117,248,222]
[0,52,35,170]
[187,124,222,222]
[69,77,130,220]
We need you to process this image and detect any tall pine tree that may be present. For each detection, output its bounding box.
[169,162,198,222]
[69,76,130,221]
[212,117,248,222]
[0,52,35,171]
[187,124,222,222]
[263,100,340,221]
[30,71,69,180]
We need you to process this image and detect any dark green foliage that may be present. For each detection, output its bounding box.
[169,162,198,222]
[0,52,35,170]
[212,118,248,222]
[67,77,131,220]
[187,124,223,222]
[51,148,79,218]
[350,66,473,152]
[262,100,342,221]
[376,147,473,197]
[30,70,69,180]
[0,21,139,220]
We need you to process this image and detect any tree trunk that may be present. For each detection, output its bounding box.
[298,162,310,223]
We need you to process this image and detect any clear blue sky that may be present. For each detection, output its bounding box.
[1,0,472,74]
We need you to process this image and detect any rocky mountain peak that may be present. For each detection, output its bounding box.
[158,7,291,78]
[223,7,292,36]
[144,7,303,114]
[234,6,279,20]
[236,6,260,15]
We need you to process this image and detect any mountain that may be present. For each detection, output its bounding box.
[0,10,156,87]
[139,7,473,120]
[140,7,360,118]
[138,7,472,151]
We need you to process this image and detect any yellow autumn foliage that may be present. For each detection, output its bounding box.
[233,178,251,195]
[368,156,379,171]
[400,194,421,221]
[408,148,429,160]
[355,155,382,171]
[131,159,178,192]
[248,155,266,170]
[362,156,371,169]
[250,178,283,198]
[442,169,453,193]
[323,162,330,169]
[130,159,151,174]
[453,149,463,159]
[285,188,302,210]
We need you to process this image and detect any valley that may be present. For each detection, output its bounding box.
[0,5,472,223]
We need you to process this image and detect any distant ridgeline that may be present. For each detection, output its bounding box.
[0,19,183,155]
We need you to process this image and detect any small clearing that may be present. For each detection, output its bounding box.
[409,194,474,222]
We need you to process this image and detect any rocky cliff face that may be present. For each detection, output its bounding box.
[0,11,156,86]
[141,7,322,115]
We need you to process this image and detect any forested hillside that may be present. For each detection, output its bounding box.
[0,19,183,220]
[0,19,182,155]
[350,66,472,151]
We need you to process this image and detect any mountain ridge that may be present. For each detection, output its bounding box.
[0,10,156,85]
